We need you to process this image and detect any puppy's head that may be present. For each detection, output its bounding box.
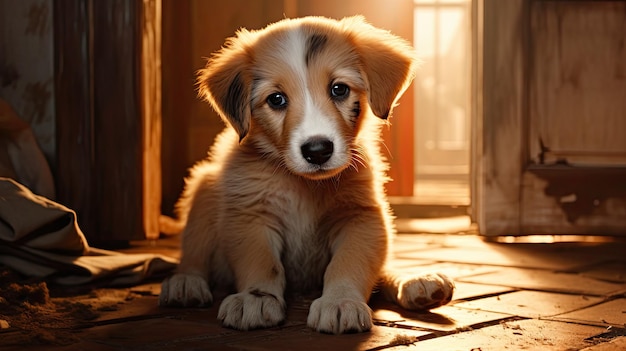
[198,16,417,180]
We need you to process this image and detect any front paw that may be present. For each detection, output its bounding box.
[307,296,373,334]
[397,272,455,310]
[159,273,213,307]
[218,289,285,330]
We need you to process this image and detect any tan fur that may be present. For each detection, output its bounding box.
[159,16,454,334]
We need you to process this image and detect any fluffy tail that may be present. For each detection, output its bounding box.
[159,214,185,236]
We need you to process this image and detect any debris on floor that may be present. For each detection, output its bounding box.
[0,266,142,346]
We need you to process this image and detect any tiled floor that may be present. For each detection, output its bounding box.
[1,219,626,350]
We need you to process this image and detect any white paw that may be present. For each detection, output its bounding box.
[397,272,455,310]
[159,273,213,307]
[218,289,285,330]
[307,296,373,334]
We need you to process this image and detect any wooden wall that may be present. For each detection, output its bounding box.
[528,1,626,166]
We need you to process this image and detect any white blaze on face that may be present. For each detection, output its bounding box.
[282,28,349,178]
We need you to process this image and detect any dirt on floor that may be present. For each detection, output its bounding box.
[0,266,140,346]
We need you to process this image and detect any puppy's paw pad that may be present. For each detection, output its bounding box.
[218,290,285,330]
[398,272,455,310]
[307,297,372,334]
[159,273,213,307]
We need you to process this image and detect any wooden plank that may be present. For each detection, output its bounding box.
[519,1,626,235]
[141,0,162,240]
[528,1,626,166]
[469,0,484,223]
[91,0,144,242]
[55,0,160,243]
[479,0,527,236]
[53,0,96,238]
[521,166,626,235]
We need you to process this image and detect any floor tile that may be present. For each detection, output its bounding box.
[391,319,605,351]
[394,233,487,251]
[389,262,498,280]
[87,295,170,324]
[223,325,430,351]
[395,216,472,234]
[126,238,181,259]
[454,290,604,318]
[5,340,121,351]
[578,261,626,284]
[407,247,575,271]
[550,298,626,328]
[391,236,445,254]
[178,296,324,331]
[373,304,511,332]
[450,281,515,301]
[407,242,626,271]
[76,317,235,348]
[386,258,435,269]
[457,268,626,296]
[579,336,626,351]
[130,282,163,296]
[145,326,311,351]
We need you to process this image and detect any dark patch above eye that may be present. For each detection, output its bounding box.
[305,34,328,66]
[267,92,288,109]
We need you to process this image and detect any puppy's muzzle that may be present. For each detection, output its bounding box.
[301,137,334,165]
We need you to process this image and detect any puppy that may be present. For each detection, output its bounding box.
[159,16,454,334]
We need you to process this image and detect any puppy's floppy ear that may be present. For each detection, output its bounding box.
[342,16,418,119]
[197,32,252,140]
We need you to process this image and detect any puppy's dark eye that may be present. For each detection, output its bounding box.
[330,83,350,100]
[267,93,288,109]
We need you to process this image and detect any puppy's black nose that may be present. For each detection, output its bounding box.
[301,138,334,165]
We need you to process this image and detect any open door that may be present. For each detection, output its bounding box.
[474,0,626,237]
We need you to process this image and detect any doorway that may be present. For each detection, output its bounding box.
[412,0,472,207]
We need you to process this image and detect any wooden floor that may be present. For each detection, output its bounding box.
[2,219,626,350]
[413,178,470,206]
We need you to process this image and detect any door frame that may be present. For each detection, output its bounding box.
[54,0,161,243]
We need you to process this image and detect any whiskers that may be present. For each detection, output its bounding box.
[321,146,369,191]
[349,145,369,172]
[270,156,290,177]
[254,143,290,178]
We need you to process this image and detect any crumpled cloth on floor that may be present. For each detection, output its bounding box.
[0,177,178,286]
